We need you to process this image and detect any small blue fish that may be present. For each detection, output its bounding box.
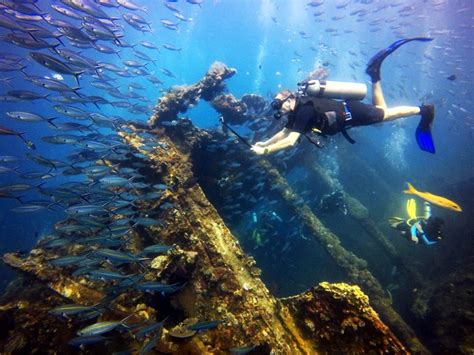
[153,184,168,190]
[50,255,87,267]
[77,308,106,322]
[65,204,111,216]
[139,244,172,256]
[186,0,203,7]
[77,314,133,336]
[139,331,162,354]
[159,202,175,210]
[93,248,148,263]
[132,218,164,227]
[87,269,136,281]
[68,335,107,348]
[187,319,224,331]
[49,304,98,317]
[229,345,257,354]
[135,320,165,339]
[99,176,133,186]
[135,282,183,294]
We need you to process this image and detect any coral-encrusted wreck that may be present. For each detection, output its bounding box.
[1,63,429,354]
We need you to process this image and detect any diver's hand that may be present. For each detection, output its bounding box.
[254,141,266,147]
[411,236,419,244]
[251,145,266,155]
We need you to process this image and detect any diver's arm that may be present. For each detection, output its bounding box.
[259,131,301,154]
[410,224,420,244]
[255,128,291,147]
[421,233,437,245]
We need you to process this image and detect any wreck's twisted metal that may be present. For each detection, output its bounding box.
[1,62,420,354]
[144,62,429,352]
[1,126,407,354]
[149,62,238,127]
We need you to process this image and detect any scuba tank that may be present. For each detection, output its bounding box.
[298,80,367,101]
[294,79,365,146]
[423,201,431,219]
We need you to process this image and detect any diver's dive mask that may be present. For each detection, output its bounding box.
[271,94,294,119]
[271,98,284,110]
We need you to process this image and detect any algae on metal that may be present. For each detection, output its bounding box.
[149,62,237,127]
[282,282,407,354]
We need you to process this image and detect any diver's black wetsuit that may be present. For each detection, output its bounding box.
[285,98,384,135]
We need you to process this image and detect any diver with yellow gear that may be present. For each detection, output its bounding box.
[388,199,445,245]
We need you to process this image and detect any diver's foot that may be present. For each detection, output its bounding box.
[388,217,404,229]
[366,49,385,82]
[419,104,435,130]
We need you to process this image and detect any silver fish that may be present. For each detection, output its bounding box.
[0,13,27,31]
[53,105,90,119]
[30,52,84,85]
[117,0,147,13]
[51,4,83,19]
[5,33,59,50]
[6,111,57,126]
[186,0,203,7]
[54,48,98,70]
[26,76,81,94]
[162,43,182,51]
[77,317,131,337]
[60,0,112,19]
[139,40,160,51]
[7,90,51,101]
[123,60,147,68]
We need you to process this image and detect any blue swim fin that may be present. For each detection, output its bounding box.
[416,125,435,154]
[366,37,434,82]
[416,103,436,154]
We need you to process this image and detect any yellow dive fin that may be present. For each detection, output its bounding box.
[406,198,417,220]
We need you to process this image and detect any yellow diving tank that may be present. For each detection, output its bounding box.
[303,79,367,100]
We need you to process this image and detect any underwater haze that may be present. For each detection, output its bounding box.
[0,0,473,353]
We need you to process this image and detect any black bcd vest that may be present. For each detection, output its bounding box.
[295,96,346,135]
[294,96,356,145]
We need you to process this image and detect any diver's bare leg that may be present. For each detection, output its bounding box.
[372,81,387,109]
[372,81,420,120]
[383,106,421,121]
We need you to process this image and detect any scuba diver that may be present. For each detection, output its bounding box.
[317,190,347,215]
[388,199,445,245]
[251,37,436,155]
[248,210,286,251]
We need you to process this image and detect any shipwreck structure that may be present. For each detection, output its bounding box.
[1,62,437,354]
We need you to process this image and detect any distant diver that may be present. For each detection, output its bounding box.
[388,199,445,245]
[317,190,347,215]
[251,37,436,155]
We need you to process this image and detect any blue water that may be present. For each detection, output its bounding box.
[0,0,473,351]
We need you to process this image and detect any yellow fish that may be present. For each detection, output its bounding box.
[403,183,462,212]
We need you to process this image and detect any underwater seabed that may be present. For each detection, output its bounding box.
[1,63,473,354]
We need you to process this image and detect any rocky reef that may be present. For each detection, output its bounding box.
[1,62,430,354]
